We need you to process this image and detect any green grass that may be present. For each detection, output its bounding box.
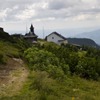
[0,41,20,64]
[1,71,100,100]
[0,41,19,57]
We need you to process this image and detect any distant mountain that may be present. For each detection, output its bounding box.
[75,29,100,45]
[67,38,99,48]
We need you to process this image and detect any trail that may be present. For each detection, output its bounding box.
[0,58,29,97]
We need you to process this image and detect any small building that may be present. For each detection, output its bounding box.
[24,24,38,43]
[0,27,4,32]
[11,34,23,38]
[45,32,68,45]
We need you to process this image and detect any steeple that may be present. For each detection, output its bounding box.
[30,24,34,35]
[24,24,38,43]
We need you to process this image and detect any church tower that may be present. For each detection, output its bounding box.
[29,24,35,35]
[24,24,38,43]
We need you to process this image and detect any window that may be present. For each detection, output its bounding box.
[52,37,54,39]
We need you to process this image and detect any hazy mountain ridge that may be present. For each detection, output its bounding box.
[67,38,100,48]
[75,29,100,45]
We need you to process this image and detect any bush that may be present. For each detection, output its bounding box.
[24,42,100,81]
[24,47,69,79]
[75,57,99,80]
[24,47,59,70]
[47,65,65,80]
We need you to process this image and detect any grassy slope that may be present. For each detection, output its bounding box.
[21,71,100,100]
[1,71,100,100]
[0,41,20,60]
[0,41,100,100]
[0,41,29,97]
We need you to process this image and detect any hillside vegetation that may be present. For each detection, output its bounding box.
[0,35,100,100]
[0,41,20,64]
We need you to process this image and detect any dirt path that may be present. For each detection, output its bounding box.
[0,58,29,97]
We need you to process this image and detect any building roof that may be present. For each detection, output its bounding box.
[47,32,67,40]
[25,32,38,36]
[24,35,37,38]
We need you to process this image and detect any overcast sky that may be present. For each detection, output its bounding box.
[0,0,100,37]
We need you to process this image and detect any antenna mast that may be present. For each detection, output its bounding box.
[43,26,45,39]
[26,22,28,33]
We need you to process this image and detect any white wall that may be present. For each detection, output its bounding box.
[47,33,64,44]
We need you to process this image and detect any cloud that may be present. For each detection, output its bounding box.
[0,0,100,22]
[48,0,66,10]
[0,8,12,21]
[15,7,36,20]
[15,1,48,20]
[48,0,81,10]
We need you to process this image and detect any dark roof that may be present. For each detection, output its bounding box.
[25,33,38,37]
[47,32,66,40]
[24,35,37,38]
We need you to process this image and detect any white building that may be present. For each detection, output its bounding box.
[45,32,68,45]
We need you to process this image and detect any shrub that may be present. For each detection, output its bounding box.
[75,57,99,80]
[24,47,69,79]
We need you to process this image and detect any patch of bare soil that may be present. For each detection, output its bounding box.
[0,58,29,97]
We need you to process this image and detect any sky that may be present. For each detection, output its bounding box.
[0,0,100,38]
